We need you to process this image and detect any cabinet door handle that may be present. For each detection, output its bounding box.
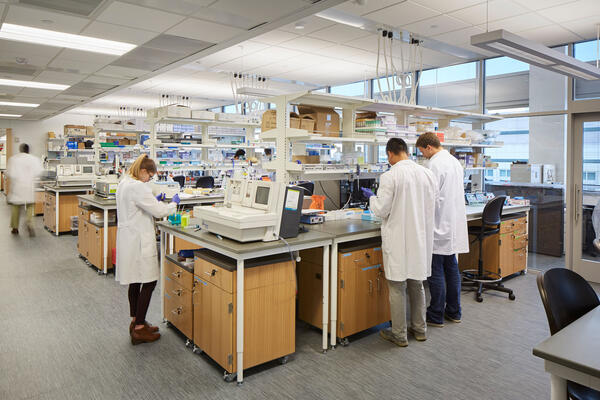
[172,289,183,297]
[377,277,381,292]
[171,307,182,315]
[368,280,373,294]
[171,271,181,279]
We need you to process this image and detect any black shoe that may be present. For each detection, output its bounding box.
[11,228,18,235]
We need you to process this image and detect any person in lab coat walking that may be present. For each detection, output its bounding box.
[7,143,44,236]
[116,154,180,345]
[416,132,469,327]
[362,138,437,346]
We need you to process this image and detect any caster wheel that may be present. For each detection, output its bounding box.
[185,339,192,348]
[165,321,172,328]
[520,270,526,275]
[340,338,350,347]
[322,349,327,354]
[223,372,237,383]
[279,356,289,365]
[476,296,483,303]
[509,293,516,301]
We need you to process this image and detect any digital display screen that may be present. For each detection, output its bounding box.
[82,166,93,174]
[255,186,270,206]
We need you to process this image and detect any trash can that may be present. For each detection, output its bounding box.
[70,216,78,236]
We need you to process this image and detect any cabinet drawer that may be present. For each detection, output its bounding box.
[500,221,514,233]
[164,277,193,339]
[513,234,528,250]
[513,248,527,272]
[78,207,90,222]
[513,218,527,235]
[194,257,233,293]
[165,259,194,290]
[339,247,382,272]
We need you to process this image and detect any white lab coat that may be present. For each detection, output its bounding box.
[369,160,438,282]
[427,150,469,255]
[115,175,176,285]
[6,153,44,204]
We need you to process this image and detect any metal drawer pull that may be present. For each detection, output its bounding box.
[204,269,217,277]
[171,271,181,278]
[171,307,183,315]
[172,289,183,297]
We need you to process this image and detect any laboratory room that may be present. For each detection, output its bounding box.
[1,0,600,398]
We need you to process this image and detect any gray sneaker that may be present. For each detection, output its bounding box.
[379,328,408,347]
[408,327,427,341]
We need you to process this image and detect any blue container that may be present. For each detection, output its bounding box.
[66,141,77,149]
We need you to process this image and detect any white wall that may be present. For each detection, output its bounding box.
[0,113,94,159]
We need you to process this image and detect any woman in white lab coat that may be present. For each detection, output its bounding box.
[116,154,180,345]
[416,132,469,327]
[362,138,437,347]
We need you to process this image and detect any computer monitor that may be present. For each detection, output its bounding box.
[255,186,270,206]
[82,165,94,174]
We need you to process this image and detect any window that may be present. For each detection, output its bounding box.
[574,40,600,100]
[223,104,237,113]
[485,56,529,113]
[583,121,600,188]
[418,62,479,111]
[485,117,530,182]
[209,107,221,113]
[312,87,328,93]
[373,75,412,103]
[331,81,367,97]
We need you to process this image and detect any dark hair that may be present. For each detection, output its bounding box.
[415,132,442,149]
[20,143,29,153]
[386,138,408,155]
[234,149,246,159]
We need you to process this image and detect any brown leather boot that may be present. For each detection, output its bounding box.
[131,325,161,345]
[129,320,159,334]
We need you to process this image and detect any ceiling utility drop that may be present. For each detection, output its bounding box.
[471,29,600,80]
[0,23,137,56]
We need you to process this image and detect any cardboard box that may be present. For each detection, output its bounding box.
[64,125,87,136]
[192,110,215,120]
[86,126,94,136]
[300,115,315,132]
[290,112,300,129]
[47,131,55,138]
[292,155,320,164]
[78,142,85,149]
[511,164,542,184]
[261,110,302,132]
[298,105,340,137]
[118,139,129,146]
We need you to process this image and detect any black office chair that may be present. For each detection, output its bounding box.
[462,196,515,302]
[537,268,600,400]
[195,176,214,189]
[172,175,185,188]
[296,181,314,196]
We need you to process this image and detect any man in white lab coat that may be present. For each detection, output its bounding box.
[362,138,437,346]
[7,143,44,236]
[416,132,469,327]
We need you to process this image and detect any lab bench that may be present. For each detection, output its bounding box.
[157,221,333,384]
[43,185,93,236]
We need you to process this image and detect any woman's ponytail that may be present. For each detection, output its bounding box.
[128,154,157,180]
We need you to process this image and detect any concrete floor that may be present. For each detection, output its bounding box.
[0,199,572,400]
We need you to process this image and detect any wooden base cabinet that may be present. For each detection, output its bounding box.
[43,191,80,233]
[297,240,390,341]
[34,191,44,215]
[77,218,116,271]
[459,215,528,278]
[164,258,194,339]
[192,250,295,374]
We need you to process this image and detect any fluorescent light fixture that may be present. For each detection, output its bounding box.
[315,9,365,29]
[472,29,600,80]
[0,113,22,118]
[0,101,39,107]
[0,23,137,56]
[0,78,69,91]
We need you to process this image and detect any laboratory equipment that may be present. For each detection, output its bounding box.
[95,175,119,198]
[193,179,303,242]
[56,164,95,186]
[149,181,180,198]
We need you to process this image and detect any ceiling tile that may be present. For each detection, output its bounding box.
[0,40,62,60]
[166,18,243,43]
[252,30,300,46]
[511,0,578,11]
[48,50,118,74]
[485,13,553,32]
[96,65,151,79]
[0,51,55,69]
[119,0,213,14]
[403,14,470,37]
[518,25,583,45]
[34,70,86,85]
[419,47,464,67]
[4,5,89,34]
[431,25,485,45]
[345,34,379,52]
[278,36,337,53]
[325,45,374,60]
[561,16,600,40]
[96,1,186,33]
[308,24,372,43]
[209,0,306,24]
[413,0,487,13]
[449,0,529,25]
[81,21,157,45]
[333,0,407,16]
[84,75,130,86]
[18,88,55,98]
[191,7,257,30]
[538,0,600,23]
[279,15,336,34]
[365,1,440,27]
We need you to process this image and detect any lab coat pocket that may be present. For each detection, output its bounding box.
[140,232,157,258]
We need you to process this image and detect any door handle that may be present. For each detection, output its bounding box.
[575,184,581,223]
[368,280,373,294]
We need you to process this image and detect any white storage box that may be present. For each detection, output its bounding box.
[191,110,215,120]
[147,105,191,119]
[511,164,542,184]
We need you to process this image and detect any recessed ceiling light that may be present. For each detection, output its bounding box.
[0,101,39,107]
[0,113,22,118]
[0,78,69,91]
[0,23,137,56]
[295,21,305,30]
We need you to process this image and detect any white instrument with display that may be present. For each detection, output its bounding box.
[56,164,95,186]
[193,179,303,242]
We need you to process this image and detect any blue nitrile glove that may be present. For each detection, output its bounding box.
[172,193,181,205]
[155,193,166,201]
[361,187,374,198]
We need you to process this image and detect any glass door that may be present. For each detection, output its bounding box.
[572,114,600,282]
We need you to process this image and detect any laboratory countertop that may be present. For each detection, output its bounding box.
[78,194,118,209]
[465,204,530,221]
[486,181,564,190]
[44,185,93,193]
[304,219,381,239]
[157,220,333,258]
[533,306,600,379]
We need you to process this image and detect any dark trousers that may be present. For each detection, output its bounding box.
[426,254,462,324]
[128,281,157,326]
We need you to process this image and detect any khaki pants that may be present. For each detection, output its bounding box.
[387,279,427,340]
[11,203,34,230]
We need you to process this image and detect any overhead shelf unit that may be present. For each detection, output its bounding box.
[258,91,503,183]
[92,126,151,171]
